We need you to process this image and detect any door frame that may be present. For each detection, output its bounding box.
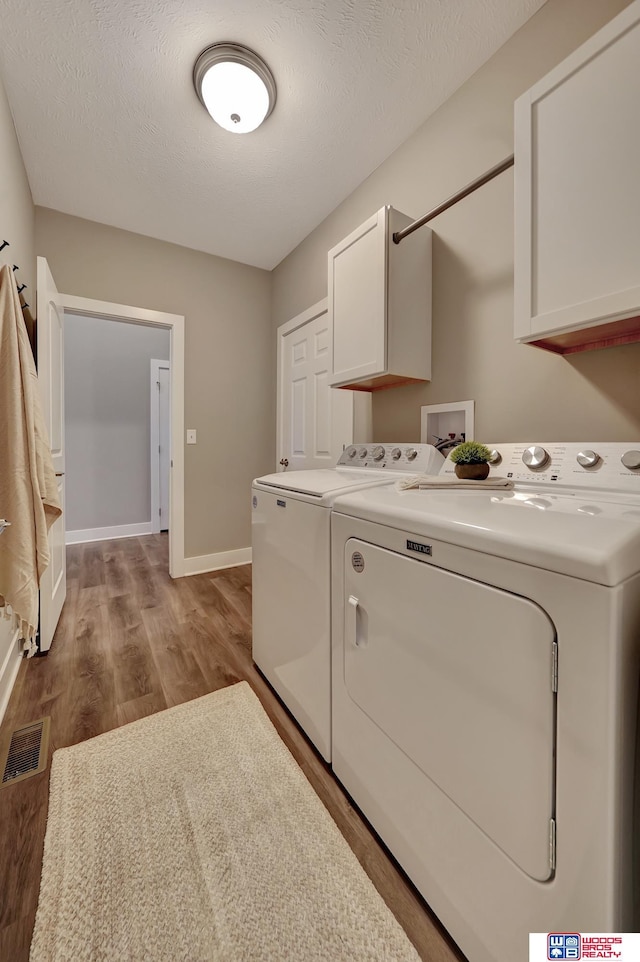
[150,358,170,534]
[62,294,186,578]
[276,297,327,473]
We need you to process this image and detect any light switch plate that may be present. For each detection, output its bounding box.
[186,429,197,444]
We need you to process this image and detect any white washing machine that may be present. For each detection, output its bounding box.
[251,443,444,762]
[330,442,640,962]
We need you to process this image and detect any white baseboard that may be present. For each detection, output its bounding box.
[0,622,22,728]
[66,521,154,545]
[183,547,252,576]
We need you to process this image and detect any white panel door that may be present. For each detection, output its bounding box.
[158,366,170,531]
[279,303,355,472]
[150,359,170,534]
[37,257,66,652]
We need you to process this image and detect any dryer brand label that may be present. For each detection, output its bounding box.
[406,539,432,556]
[351,551,365,573]
[277,499,286,508]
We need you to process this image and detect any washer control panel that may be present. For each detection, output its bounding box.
[337,443,444,474]
[441,443,640,494]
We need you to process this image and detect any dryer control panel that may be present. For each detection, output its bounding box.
[338,443,444,474]
[441,442,640,495]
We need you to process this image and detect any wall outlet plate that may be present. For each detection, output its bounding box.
[186,429,197,444]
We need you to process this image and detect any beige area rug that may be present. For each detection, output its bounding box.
[31,682,420,962]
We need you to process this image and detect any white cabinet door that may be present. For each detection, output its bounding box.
[276,300,370,472]
[36,256,66,652]
[329,209,387,386]
[514,1,640,354]
[328,206,432,390]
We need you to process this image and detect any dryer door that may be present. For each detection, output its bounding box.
[343,538,556,882]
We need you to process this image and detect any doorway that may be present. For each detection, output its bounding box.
[64,316,170,548]
[62,293,185,578]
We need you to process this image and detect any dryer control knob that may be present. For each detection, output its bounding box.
[522,445,550,469]
[391,447,402,460]
[358,446,368,459]
[345,445,357,459]
[488,449,502,465]
[577,450,600,468]
[371,445,385,462]
[406,447,418,461]
[621,449,640,470]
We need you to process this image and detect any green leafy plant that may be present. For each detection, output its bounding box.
[449,441,492,465]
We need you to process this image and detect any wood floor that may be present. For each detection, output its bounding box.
[0,534,465,962]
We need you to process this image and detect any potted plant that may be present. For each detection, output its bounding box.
[449,441,492,480]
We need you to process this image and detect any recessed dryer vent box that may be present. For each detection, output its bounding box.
[420,400,474,449]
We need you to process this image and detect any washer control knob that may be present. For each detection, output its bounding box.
[488,449,502,465]
[577,449,600,468]
[522,445,550,469]
[358,446,368,459]
[621,449,640,470]
[371,445,385,462]
[405,447,418,461]
[391,447,402,460]
[345,445,357,459]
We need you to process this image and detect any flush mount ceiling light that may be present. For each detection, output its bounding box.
[193,43,276,134]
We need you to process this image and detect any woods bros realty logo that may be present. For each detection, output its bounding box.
[549,935,625,960]
[529,934,635,960]
[529,934,630,960]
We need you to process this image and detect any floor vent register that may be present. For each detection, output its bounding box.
[0,717,50,787]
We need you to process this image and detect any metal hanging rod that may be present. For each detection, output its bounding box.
[392,154,514,244]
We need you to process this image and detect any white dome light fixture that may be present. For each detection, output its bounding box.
[194,43,276,134]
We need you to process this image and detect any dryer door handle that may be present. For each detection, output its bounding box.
[347,595,364,648]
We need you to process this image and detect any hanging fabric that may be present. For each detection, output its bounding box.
[0,262,61,650]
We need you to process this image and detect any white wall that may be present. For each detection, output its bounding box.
[271,0,639,445]
[64,313,169,537]
[37,209,273,560]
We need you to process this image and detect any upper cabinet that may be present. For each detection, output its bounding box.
[514,0,640,354]
[328,206,432,390]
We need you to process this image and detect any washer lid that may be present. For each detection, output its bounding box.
[253,468,386,500]
[332,486,640,585]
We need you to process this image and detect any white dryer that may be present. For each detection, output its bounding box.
[330,442,640,962]
[251,443,444,762]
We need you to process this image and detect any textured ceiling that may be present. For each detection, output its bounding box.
[0,0,545,270]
